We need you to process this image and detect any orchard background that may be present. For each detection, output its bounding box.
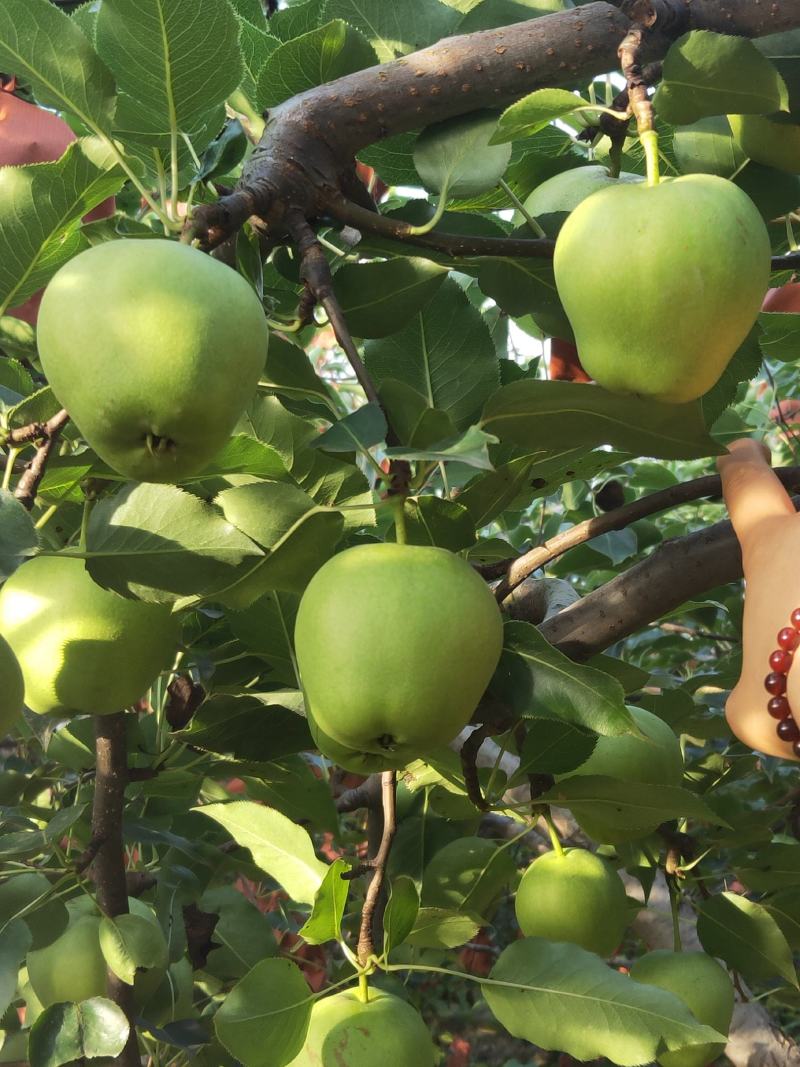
[2,0,800,1065]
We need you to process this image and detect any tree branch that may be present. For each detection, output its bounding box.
[10,409,69,511]
[189,1,800,250]
[494,466,800,601]
[356,771,396,965]
[91,712,139,1067]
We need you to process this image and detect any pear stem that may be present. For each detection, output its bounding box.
[544,811,565,857]
[357,971,370,1003]
[668,876,683,953]
[392,495,408,545]
[406,181,450,236]
[499,178,547,238]
[641,129,660,187]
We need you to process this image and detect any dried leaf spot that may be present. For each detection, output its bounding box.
[495,45,507,54]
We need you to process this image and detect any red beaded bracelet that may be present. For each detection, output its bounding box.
[765,608,800,755]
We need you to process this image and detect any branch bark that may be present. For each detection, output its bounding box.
[91,712,139,1067]
[356,771,396,965]
[189,0,800,250]
[10,409,69,511]
[495,466,800,601]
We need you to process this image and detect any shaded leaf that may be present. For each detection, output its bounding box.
[29,998,129,1067]
[298,859,351,945]
[334,257,448,339]
[697,892,798,988]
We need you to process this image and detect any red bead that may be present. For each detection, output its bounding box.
[768,696,792,719]
[777,718,800,743]
[778,627,800,651]
[770,649,794,673]
[791,608,800,629]
[765,672,788,696]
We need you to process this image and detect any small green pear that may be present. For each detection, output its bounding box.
[294,544,503,764]
[287,987,437,1066]
[564,705,684,844]
[0,556,180,716]
[37,239,268,483]
[554,174,770,402]
[27,914,107,1006]
[523,164,641,218]
[0,634,24,733]
[515,847,629,956]
[630,950,734,1067]
[729,113,800,174]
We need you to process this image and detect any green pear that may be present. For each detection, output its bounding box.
[294,544,503,764]
[729,113,800,174]
[37,239,268,483]
[422,836,517,918]
[287,987,437,1066]
[308,707,408,774]
[0,556,180,716]
[0,634,24,733]
[564,705,684,843]
[515,847,629,956]
[27,914,107,1006]
[554,174,770,402]
[523,164,642,218]
[630,950,734,1067]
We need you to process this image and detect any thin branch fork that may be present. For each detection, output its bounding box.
[8,408,69,511]
[493,465,800,602]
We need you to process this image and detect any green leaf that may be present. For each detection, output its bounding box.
[457,0,568,33]
[377,380,457,449]
[385,426,498,470]
[383,876,420,956]
[334,257,448,339]
[214,958,311,1067]
[514,719,597,778]
[196,801,328,905]
[396,496,476,551]
[99,913,169,985]
[310,404,387,453]
[238,20,280,103]
[0,490,38,580]
[673,116,746,177]
[28,998,130,1067]
[0,139,125,313]
[95,0,242,151]
[298,858,351,945]
[697,892,799,988]
[321,0,460,62]
[459,447,626,528]
[0,921,32,1020]
[176,693,313,763]
[260,335,337,417]
[257,20,377,108]
[201,885,279,981]
[215,481,344,606]
[189,435,288,482]
[654,30,789,125]
[405,906,480,948]
[414,111,512,196]
[494,621,633,736]
[366,280,499,431]
[543,776,728,831]
[229,592,300,687]
[0,872,67,950]
[484,938,725,1066]
[735,842,800,891]
[0,318,37,364]
[0,0,115,133]
[85,482,262,604]
[481,380,722,461]
[493,88,587,144]
[759,310,800,363]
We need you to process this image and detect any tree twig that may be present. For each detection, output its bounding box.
[336,774,383,814]
[493,465,800,602]
[285,209,383,410]
[91,712,139,1067]
[10,409,69,511]
[356,770,396,964]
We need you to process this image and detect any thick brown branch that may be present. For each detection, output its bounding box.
[495,465,800,601]
[336,774,383,813]
[536,504,781,660]
[11,409,69,511]
[91,713,139,1067]
[356,771,396,965]
[190,1,800,249]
